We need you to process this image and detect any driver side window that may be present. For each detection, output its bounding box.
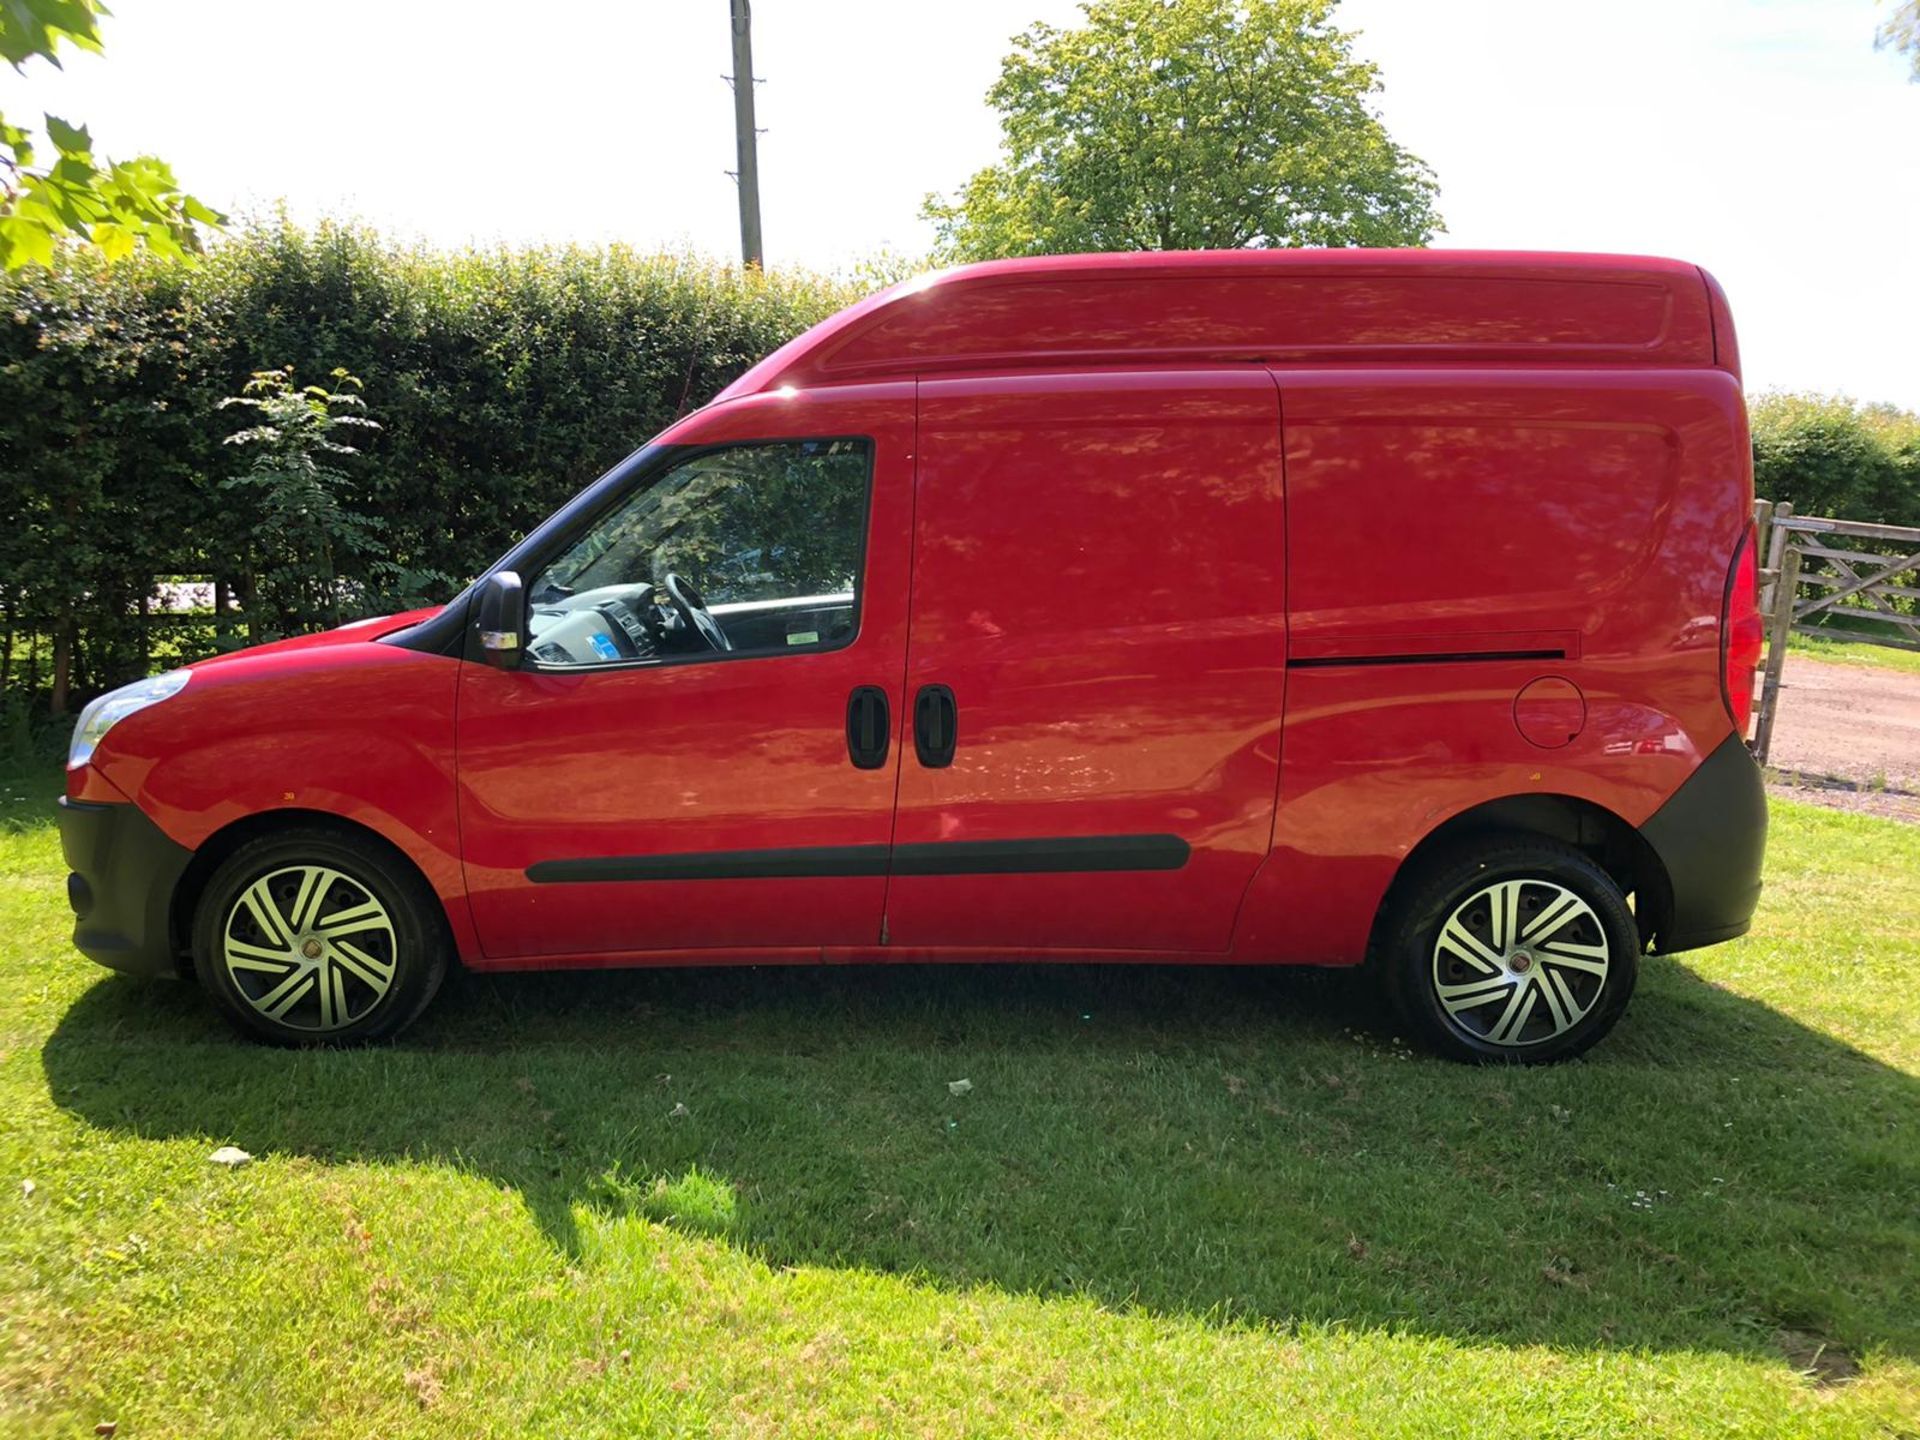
[527,438,871,668]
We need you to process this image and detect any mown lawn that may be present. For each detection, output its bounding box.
[1,781,1916,1437]
[1789,631,1920,675]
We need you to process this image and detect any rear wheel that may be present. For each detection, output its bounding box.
[1381,835,1638,1063]
[192,827,448,1046]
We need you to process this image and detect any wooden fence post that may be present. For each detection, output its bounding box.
[1763,501,1793,587]
[1752,544,1801,766]
[1752,498,1775,611]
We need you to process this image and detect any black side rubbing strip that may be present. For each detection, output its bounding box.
[526,833,1191,883]
[890,833,1189,876]
[528,845,891,884]
[1289,648,1565,670]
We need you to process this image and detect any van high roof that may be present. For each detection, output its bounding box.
[718,249,1739,399]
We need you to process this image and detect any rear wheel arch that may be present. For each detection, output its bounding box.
[1377,830,1641,1062]
[1372,793,1673,960]
[170,809,457,972]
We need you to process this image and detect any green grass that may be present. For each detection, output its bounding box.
[2,786,1916,1437]
[1788,631,1920,675]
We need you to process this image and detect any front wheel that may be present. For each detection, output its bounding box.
[1381,835,1639,1064]
[192,827,449,1046]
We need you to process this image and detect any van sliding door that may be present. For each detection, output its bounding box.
[882,370,1287,955]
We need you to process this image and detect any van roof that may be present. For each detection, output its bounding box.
[717,249,1738,398]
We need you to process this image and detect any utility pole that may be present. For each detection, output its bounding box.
[727,0,764,269]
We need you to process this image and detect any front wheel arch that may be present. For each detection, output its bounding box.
[171,809,456,977]
[188,821,452,1045]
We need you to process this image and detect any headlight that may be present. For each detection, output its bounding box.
[68,670,191,771]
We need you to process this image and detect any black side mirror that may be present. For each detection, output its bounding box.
[473,570,526,670]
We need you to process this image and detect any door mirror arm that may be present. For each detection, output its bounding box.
[473,570,527,671]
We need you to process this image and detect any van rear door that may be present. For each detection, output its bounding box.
[881,371,1286,955]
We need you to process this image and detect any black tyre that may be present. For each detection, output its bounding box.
[191,827,449,1046]
[1380,834,1639,1064]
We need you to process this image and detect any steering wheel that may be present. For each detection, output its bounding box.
[661,573,732,653]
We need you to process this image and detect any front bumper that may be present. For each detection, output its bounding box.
[1638,732,1769,953]
[57,796,193,978]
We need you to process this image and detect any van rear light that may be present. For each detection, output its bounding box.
[1721,525,1763,734]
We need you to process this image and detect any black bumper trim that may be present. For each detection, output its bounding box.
[1638,733,1768,954]
[57,796,193,979]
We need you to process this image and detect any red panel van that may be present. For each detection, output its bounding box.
[58,250,1767,1061]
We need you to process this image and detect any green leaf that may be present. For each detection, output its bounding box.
[22,169,102,227]
[138,221,184,262]
[44,113,90,156]
[0,114,34,166]
[0,211,57,269]
[48,152,95,186]
[0,0,109,69]
[87,217,133,259]
[112,154,177,190]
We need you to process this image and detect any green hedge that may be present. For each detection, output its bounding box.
[1751,392,1920,528]
[0,221,856,714]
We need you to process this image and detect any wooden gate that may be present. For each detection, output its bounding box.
[1750,500,1920,763]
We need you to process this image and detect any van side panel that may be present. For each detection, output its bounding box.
[1232,367,1750,965]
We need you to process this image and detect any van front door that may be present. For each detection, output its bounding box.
[883,371,1287,956]
[454,387,913,962]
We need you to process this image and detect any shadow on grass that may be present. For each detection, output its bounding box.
[40,956,1920,1367]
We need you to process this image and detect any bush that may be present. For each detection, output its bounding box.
[1750,392,1920,528]
[0,220,858,714]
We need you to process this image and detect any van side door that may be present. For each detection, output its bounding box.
[883,370,1286,955]
[454,385,913,962]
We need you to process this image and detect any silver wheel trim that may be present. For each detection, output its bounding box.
[1430,878,1610,1048]
[221,864,399,1033]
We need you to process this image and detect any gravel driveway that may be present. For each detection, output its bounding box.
[1762,655,1920,822]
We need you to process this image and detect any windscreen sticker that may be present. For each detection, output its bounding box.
[590,633,621,661]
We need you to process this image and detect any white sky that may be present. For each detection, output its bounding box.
[13,0,1919,403]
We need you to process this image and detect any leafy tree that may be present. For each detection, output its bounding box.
[1879,1,1919,78]
[220,368,384,635]
[1,0,222,269]
[924,0,1440,261]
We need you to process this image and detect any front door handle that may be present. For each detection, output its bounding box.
[846,686,890,770]
[913,684,957,768]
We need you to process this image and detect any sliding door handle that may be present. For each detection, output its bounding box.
[846,686,890,770]
[913,684,957,768]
